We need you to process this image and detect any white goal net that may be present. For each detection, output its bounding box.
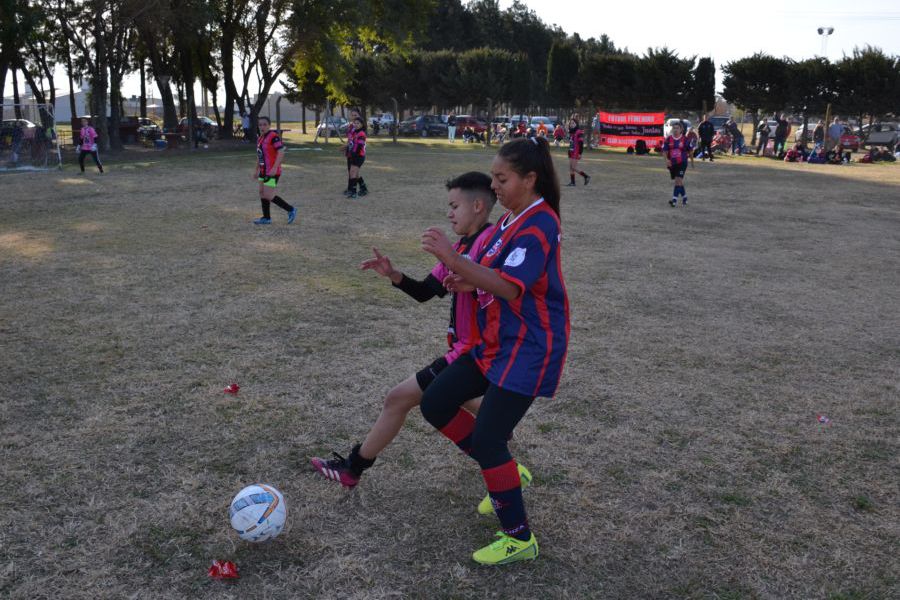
[1,103,62,171]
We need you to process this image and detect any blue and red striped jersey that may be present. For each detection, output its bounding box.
[473,199,570,398]
[662,134,692,164]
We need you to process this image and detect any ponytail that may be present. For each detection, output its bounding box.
[496,136,561,218]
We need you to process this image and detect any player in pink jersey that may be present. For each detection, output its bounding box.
[565,114,590,186]
[77,117,103,174]
[310,172,498,488]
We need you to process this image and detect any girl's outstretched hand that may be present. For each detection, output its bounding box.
[360,247,400,282]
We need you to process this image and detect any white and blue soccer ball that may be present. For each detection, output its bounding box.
[229,483,286,542]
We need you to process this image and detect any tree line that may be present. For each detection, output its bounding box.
[1,0,896,151]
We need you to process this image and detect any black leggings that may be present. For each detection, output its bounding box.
[420,353,533,470]
[79,150,102,171]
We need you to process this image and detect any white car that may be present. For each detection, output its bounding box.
[369,113,394,127]
[663,118,692,137]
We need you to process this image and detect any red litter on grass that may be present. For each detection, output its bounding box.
[817,414,831,425]
[208,559,239,580]
[224,383,240,395]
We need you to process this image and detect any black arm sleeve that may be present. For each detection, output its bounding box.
[393,273,447,302]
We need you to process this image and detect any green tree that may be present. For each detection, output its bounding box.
[692,57,716,112]
[787,57,835,142]
[634,47,694,110]
[834,46,899,131]
[546,41,580,107]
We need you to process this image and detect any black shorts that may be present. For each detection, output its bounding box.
[668,163,687,179]
[348,155,365,168]
[415,356,449,391]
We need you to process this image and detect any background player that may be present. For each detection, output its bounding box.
[566,115,590,186]
[252,116,297,225]
[419,137,570,565]
[344,108,369,197]
[345,116,368,199]
[77,117,103,174]
[662,121,692,207]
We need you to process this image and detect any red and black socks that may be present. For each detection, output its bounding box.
[482,461,530,541]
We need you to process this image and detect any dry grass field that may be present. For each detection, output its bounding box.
[1,135,898,600]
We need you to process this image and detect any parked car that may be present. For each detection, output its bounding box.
[530,116,556,134]
[177,116,219,139]
[316,116,349,137]
[861,122,899,151]
[1,119,37,139]
[663,118,693,137]
[838,126,861,152]
[708,116,729,131]
[369,112,394,128]
[454,115,488,134]
[509,114,530,128]
[397,114,447,137]
[136,117,161,141]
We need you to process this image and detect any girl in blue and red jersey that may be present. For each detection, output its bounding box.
[662,121,693,207]
[420,136,570,566]
[252,116,297,224]
[566,115,590,186]
[345,116,368,198]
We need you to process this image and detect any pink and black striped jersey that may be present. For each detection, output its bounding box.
[473,199,570,398]
[346,127,366,158]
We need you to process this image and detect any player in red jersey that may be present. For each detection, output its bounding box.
[310,172,520,491]
[420,136,570,565]
[252,116,296,225]
[565,115,591,186]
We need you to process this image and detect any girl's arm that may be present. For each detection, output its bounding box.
[421,227,520,301]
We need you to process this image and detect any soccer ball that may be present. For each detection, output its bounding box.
[229,483,287,542]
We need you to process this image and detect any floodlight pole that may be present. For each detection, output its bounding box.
[817,27,834,57]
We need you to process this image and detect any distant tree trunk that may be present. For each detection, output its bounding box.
[93,11,110,151]
[12,68,22,119]
[139,56,147,119]
[301,104,306,134]
[65,51,77,121]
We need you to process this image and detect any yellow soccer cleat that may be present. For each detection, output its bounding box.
[472,531,539,565]
[477,463,532,515]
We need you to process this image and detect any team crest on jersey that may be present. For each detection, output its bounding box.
[504,247,527,267]
[485,237,503,258]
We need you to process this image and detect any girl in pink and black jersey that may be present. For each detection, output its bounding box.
[420,136,570,565]
[662,121,693,207]
[565,115,590,186]
[77,117,103,174]
[311,172,498,488]
[343,108,369,197]
[345,116,368,198]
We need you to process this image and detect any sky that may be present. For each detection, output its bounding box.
[503,0,900,77]
[3,0,899,102]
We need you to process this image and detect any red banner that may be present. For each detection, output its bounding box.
[596,111,665,148]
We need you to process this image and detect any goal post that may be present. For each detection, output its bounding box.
[1,103,62,171]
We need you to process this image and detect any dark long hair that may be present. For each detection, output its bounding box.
[496,137,561,217]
